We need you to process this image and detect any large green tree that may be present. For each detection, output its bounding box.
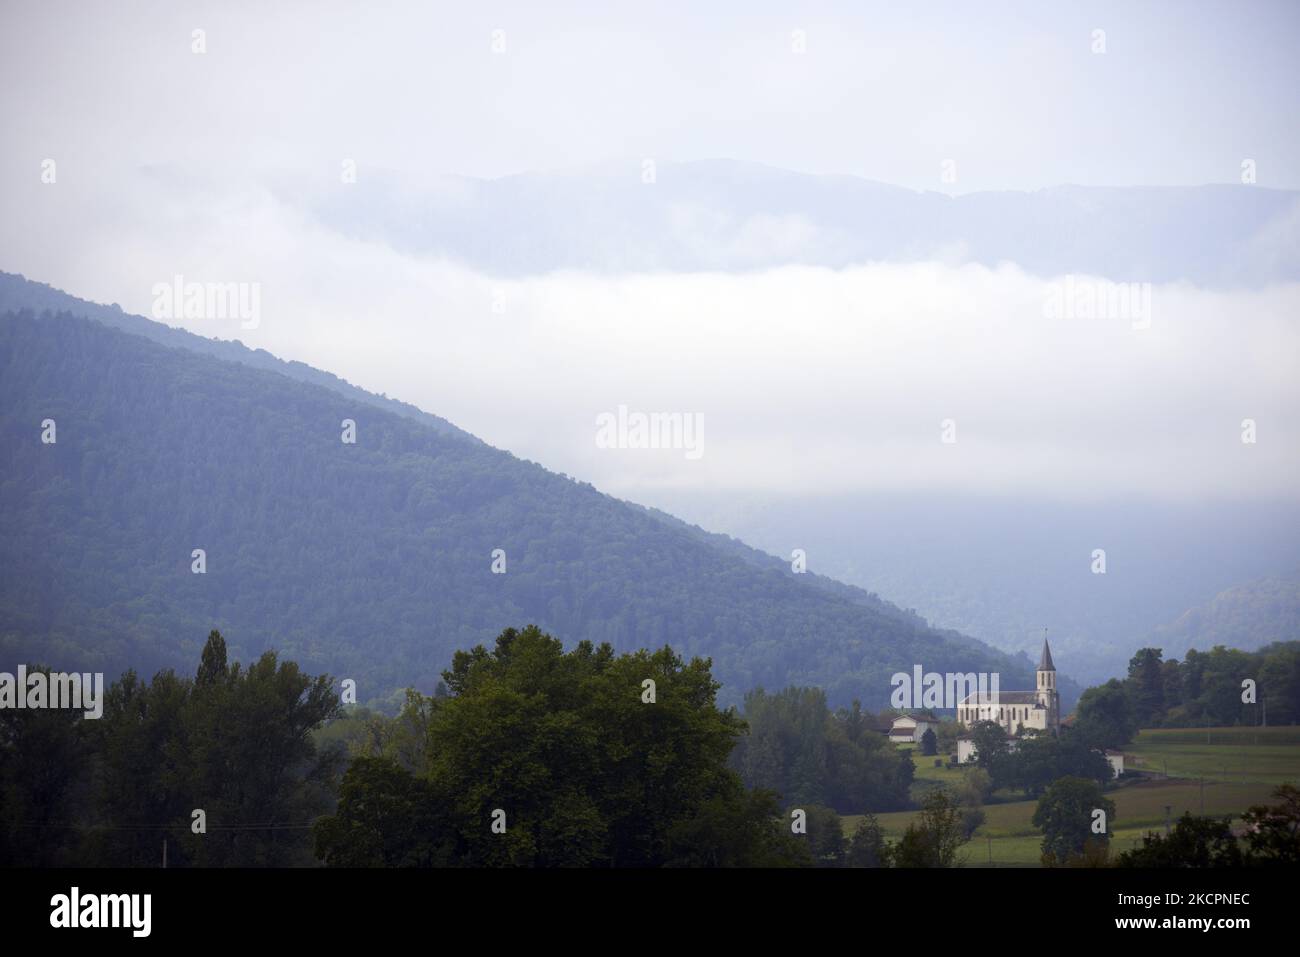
[1128,648,1166,726]
[891,789,967,867]
[316,625,810,867]
[1073,679,1138,748]
[968,720,1011,785]
[1033,776,1115,865]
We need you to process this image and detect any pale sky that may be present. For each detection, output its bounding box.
[2,0,1298,192]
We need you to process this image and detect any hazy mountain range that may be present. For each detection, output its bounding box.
[310,159,1300,284]
[649,489,1300,683]
[294,157,1299,684]
[1147,577,1300,663]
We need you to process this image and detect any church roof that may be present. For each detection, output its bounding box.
[1038,639,1056,672]
[957,691,1042,706]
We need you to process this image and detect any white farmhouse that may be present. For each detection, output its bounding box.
[889,713,940,744]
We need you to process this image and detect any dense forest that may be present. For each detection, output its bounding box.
[0,299,1039,709]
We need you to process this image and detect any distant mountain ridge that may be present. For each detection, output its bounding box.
[649,489,1300,685]
[1147,577,1300,662]
[0,273,1062,709]
[310,159,1300,285]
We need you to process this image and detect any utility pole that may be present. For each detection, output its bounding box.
[1164,805,1172,835]
[163,838,168,869]
[1200,777,1204,815]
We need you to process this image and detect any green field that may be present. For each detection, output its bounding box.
[844,727,1300,866]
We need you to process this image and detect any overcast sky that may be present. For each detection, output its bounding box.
[2,0,1297,506]
[3,0,1300,191]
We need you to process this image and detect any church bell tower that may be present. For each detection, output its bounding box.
[1036,637,1060,734]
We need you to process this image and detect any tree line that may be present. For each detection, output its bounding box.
[1074,642,1300,749]
[7,625,1296,868]
[0,630,338,867]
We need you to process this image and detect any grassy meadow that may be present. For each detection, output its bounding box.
[842,726,1300,867]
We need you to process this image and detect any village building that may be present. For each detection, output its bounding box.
[955,639,1060,763]
[888,713,941,744]
[1104,750,1125,777]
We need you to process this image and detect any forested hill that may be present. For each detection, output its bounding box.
[1146,578,1300,663]
[0,271,477,444]
[0,295,1042,709]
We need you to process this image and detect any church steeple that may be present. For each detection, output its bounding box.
[1036,632,1059,734]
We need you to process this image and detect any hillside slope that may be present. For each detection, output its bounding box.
[1148,578,1300,662]
[0,299,1040,707]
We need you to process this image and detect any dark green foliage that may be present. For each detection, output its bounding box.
[1033,776,1115,865]
[844,814,888,867]
[797,805,845,867]
[730,687,911,813]
[312,757,454,867]
[313,625,811,867]
[968,720,1111,798]
[0,667,90,866]
[1074,643,1300,737]
[896,747,916,794]
[1128,648,1166,726]
[969,720,1011,780]
[890,789,967,867]
[663,782,811,868]
[0,631,340,867]
[1241,783,1300,864]
[1006,731,1113,798]
[0,305,1034,709]
[920,727,938,756]
[958,805,985,839]
[1116,813,1242,868]
[1073,678,1139,748]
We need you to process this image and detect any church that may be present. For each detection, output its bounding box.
[955,638,1060,764]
